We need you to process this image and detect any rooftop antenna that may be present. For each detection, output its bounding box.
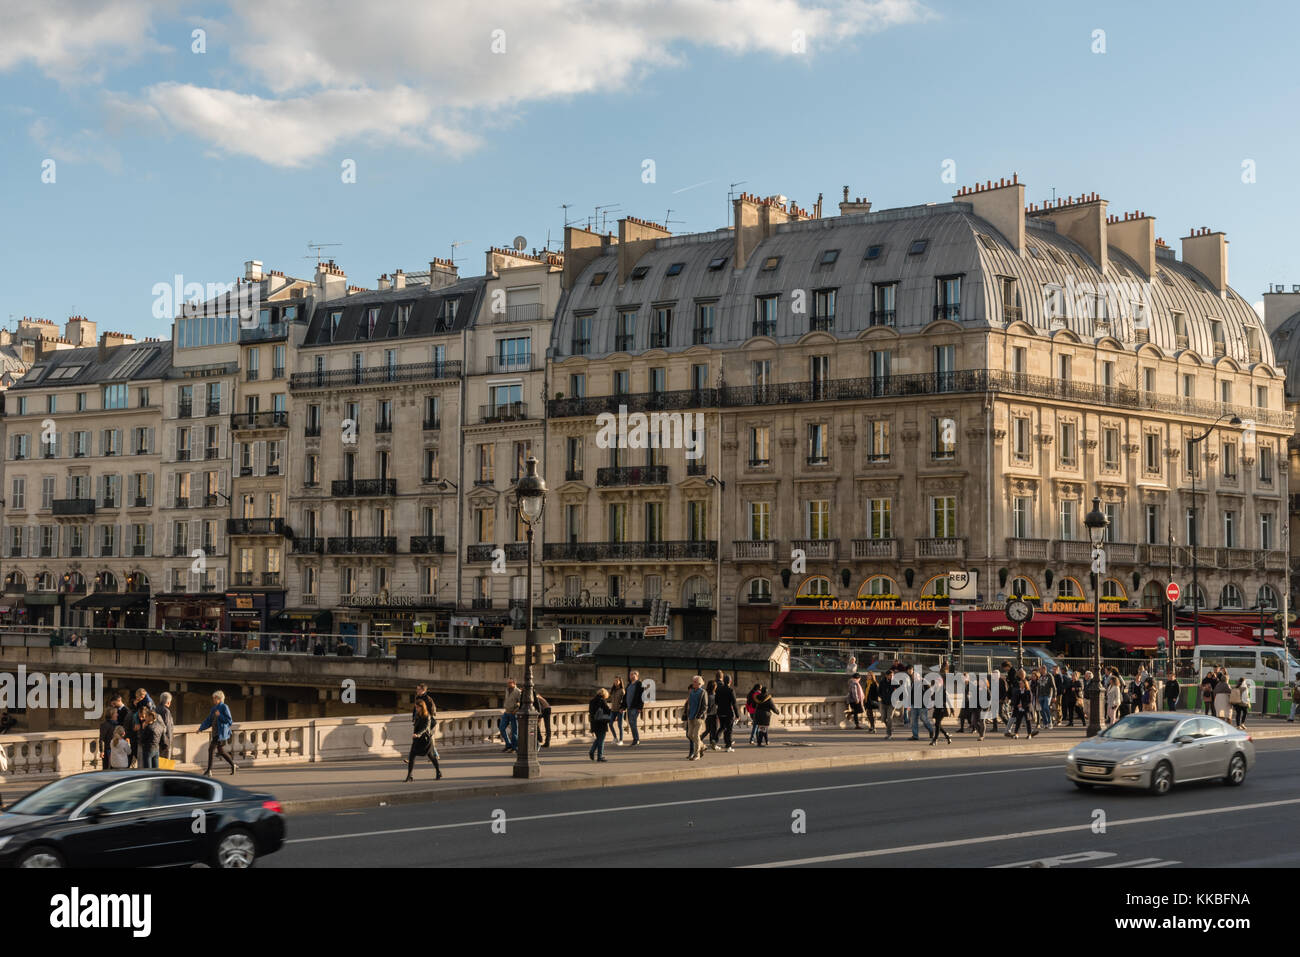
[560,203,573,228]
[449,240,466,266]
[594,203,621,234]
[728,181,747,223]
[304,241,342,266]
[664,209,683,230]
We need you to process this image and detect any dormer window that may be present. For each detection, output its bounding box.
[630,266,649,281]
[707,257,727,271]
[665,262,685,277]
[761,256,781,271]
[907,240,928,256]
[590,272,608,287]
[818,249,840,266]
[864,245,883,261]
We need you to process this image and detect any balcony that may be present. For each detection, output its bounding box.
[752,320,776,338]
[686,460,706,476]
[410,535,445,554]
[177,449,191,462]
[423,418,440,431]
[1054,540,1093,563]
[544,540,717,562]
[240,321,288,343]
[230,411,288,431]
[471,597,493,610]
[332,478,396,497]
[467,543,530,563]
[100,497,119,510]
[233,572,254,586]
[291,537,325,555]
[615,335,634,352]
[806,455,829,467]
[571,338,590,356]
[564,469,584,482]
[262,572,281,586]
[480,402,528,423]
[376,420,393,434]
[916,537,965,560]
[596,465,668,487]
[547,369,1295,430]
[693,328,712,345]
[852,538,898,561]
[226,518,286,536]
[206,401,221,416]
[203,494,219,508]
[290,360,461,391]
[870,309,896,327]
[305,424,321,438]
[52,498,95,516]
[1003,305,1023,322]
[490,354,533,373]
[271,367,284,380]
[1217,547,1260,570]
[205,447,219,460]
[326,536,397,555]
[649,333,670,349]
[500,302,542,324]
[809,315,834,332]
[748,458,771,468]
[246,368,259,381]
[733,540,776,562]
[132,545,146,557]
[178,402,193,418]
[69,545,84,557]
[172,544,188,556]
[791,539,837,561]
[934,304,962,321]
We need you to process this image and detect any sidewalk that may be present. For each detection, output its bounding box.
[8,719,1295,815]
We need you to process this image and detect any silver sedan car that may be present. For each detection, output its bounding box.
[1066,713,1254,795]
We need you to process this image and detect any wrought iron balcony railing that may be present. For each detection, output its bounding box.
[52,498,95,516]
[543,540,717,562]
[331,478,396,497]
[596,465,668,487]
[326,536,397,554]
[230,411,288,430]
[290,360,461,391]
[409,535,445,554]
[226,518,286,536]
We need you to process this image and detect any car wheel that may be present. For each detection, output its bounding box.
[1072,780,1094,790]
[18,846,65,868]
[212,828,257,868]
[1148,761,1173,795]
[1224,753,1246,786]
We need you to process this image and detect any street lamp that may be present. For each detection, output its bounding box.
[513,456,546,779]
[1188,414,1241,652]
[1084,496,1108,737]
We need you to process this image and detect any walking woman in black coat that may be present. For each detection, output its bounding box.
[929,670,953,745]
[404,699,442,781]
[1006,678,1038,739]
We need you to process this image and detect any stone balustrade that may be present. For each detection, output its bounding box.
[0,696,846,783]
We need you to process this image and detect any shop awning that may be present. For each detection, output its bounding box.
[71,592,149,610]
[1064,625,1258,650]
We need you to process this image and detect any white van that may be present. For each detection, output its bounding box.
[1192,645,1299,685]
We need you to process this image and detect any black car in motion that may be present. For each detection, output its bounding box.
[0,770,286,868]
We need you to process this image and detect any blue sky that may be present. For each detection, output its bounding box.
[2,0,1298,339]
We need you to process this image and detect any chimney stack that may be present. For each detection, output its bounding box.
[65,316,97,347]
[561,226,612,291]
[392,269,405,290]
[377,274,391,292]
[1261,284,1300,336]
[1106,211,1156,279]
[427,258,459,290]
[838,186,872,216]
[954,174,1024,253]
[1181,229,1228,295]
[617,216,672,285]
[1026,190,1109,274]
[314,260,347,300]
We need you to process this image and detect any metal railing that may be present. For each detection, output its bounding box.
[290,360,461,390]
[230,411,288,430]
[409,535,445,554]
[331,478,396,497]
[596,465,668,487]
[240,322,288,343]
[52,499,95,516]
[326,536,397,554]
[544,540,717,562]
[480,402,528,423]
[226,518,286,536]
[291,537,325,554]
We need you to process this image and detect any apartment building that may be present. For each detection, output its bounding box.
[458,247,562,621]
[1,326,169,629]
[545,181,1291,645]
[286,260,479,645]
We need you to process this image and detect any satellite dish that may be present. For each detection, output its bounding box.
[512,236,527,252]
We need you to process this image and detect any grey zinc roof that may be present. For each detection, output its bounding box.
[301,276,485,346]
[1269,310,1300,400]
[551,202,1273,369]
[10,340,172,390]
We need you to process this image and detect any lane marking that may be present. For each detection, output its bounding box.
[1098,857,1167,868]
[1135,860,1179,868]
[284,763,1059,844]
[744,797,1300,867]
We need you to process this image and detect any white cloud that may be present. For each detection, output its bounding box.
[28,115,124,173]
[0,0,167,80]
[150,0,933,165]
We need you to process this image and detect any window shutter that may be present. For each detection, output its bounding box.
[166,427,175,461]
[147,427,155,455]
[189,519,201,558]
[254,441,265,477]
[219,425,229,461]
[219,468,228,497]
[146,523,154,557]
[24,525,33,558]
[187,568,199,593]
[190,425,199,459]
[215,523,224,560]
[146,473,155,506]
[165,521,173,556]
[190,471,200,507]
[214,567,225,591]
[92,525,101,558]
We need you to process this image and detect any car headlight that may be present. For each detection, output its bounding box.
[1120,754,1151,767]
[1066,754,1076,763]
[0,836,11,851]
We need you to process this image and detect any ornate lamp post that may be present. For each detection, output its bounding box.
[1084,496,1108,737]
[512,456,547,779]
[1187,414,1242,650]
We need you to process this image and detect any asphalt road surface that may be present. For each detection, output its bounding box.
[266,740,1300,868]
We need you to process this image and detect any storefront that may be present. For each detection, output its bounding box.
[154,593,227,634]
[537,603,651,655]
[223,591,287,646]
[335,596,451,651]
[12,591,57,627]
[71,592,150,629]
[270,609,334,650]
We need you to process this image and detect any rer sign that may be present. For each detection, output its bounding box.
[1166,582,1180,604]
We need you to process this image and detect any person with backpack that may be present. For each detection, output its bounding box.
[608,677,627,746]
[1199,670,1218,715]
[1213,671,1232,721]
[588,688,612,762]
[198,690,237,776]
[704,679,720,748]
[847,674,865,729]
[405,698,442,780]
[1034,668,1055,730]
[746,683,762,744]
[1229,677,1251,729]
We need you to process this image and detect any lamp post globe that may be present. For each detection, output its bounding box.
[1083,497,1109,736]
[513,456,547,779]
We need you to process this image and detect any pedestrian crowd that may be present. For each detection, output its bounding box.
[97,688,175,770]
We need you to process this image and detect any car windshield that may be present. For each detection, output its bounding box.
[4,775,108,816]
[1099,716,1180,742]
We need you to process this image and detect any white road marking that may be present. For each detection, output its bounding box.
[1098,858,1167,868]
[284,764,1060,844]
[993,851,1115,868]
[745,797,1300,867]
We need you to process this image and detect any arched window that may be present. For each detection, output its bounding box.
[920,575,948,599]
[61,571,86,593]
[1056,577,1083,601]
[1179,585,1207,609]
[745,578,771,604]
[1009,577,1039,601]
[4,571,26,591]
[681,576,713,609]
[35,572,53,591]
[95,571,118,593]
[797,576,833,602]
[857,576,899,600]
[1141,581,1163,606]
[1101,579,1127,603]
[1257,584,1278,609]
[127,572,150,593]
[1219,583,1243,609]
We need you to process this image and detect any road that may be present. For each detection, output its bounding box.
[266,739,1300,868]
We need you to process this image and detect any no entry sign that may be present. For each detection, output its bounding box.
[1166,582,1181,603]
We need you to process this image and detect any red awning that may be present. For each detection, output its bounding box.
[1067,625,1258,650]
